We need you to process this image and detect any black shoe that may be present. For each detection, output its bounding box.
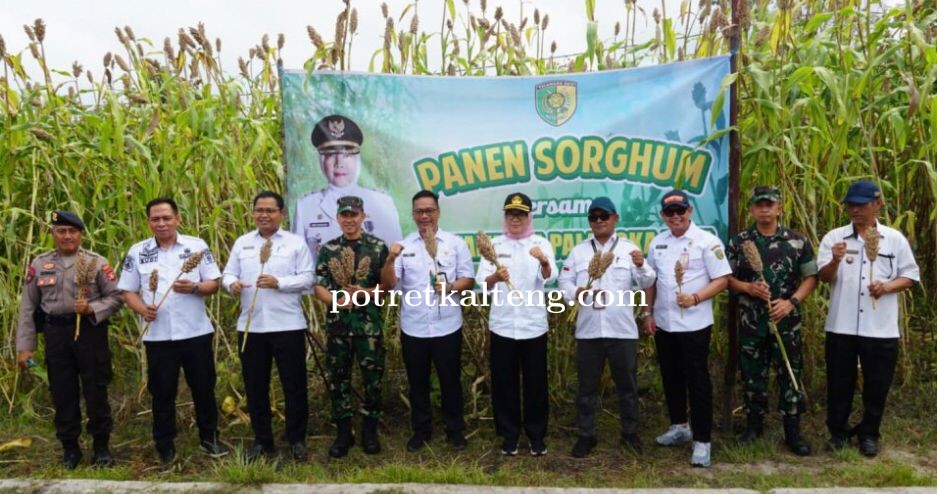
[529,439,548,456]
[620,433,643,453]
[571,435,597,458]
[157,445,175,465]
[245,443,275,463]
[858,436,879,458]
[329,418,355,458]
[92,446,115,467]
[200,439,230,458]
[446,431,468,451]
[500,437,518,456]
[290,442,307,462]
[361,417,381,455]
[783,415,811,456]
[738,414,764,445]
[62,448,82,470]
[827,435,850,452]
[406,433,429,452]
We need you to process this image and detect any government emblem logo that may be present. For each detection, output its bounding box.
[535,81,577,126]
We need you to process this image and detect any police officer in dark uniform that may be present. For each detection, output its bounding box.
[16,211,124,469]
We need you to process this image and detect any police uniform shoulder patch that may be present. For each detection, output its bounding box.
[102,263,116,282]
[202,250,215,264]
[25,266,36,285]
[123,254,136,271]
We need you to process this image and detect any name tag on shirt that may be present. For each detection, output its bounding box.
[402,252,415,257]
[308,222,329,228]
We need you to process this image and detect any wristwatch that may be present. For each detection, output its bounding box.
[190,282,200,295]
[790,296,800,307]
[639,310,653,319]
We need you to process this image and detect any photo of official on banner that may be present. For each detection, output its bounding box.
[282,55,731,262]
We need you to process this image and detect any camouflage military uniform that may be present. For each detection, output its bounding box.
[316,232,389,420]
[727,225,817,417]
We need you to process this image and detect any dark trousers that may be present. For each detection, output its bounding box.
[825,332,899,439]
[238,330,308,447]
[490,332,548,443]
[575,338,639,437]
[144,333,219,450]
[654,326,713,442]
[400,329,465,437]
[43,318,113,448]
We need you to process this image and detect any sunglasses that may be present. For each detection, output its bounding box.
[587,212,611,222]
[662,207,688,217]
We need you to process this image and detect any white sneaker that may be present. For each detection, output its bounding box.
[655,423,692,446]
[691,441,711,468]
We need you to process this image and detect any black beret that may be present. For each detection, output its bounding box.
[50,210,85,230]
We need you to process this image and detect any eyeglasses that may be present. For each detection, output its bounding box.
[252,207,280,215]
[320,149,360,157]
[412,208,439,217]
[662,207,688,217]
[587,212,611,222]
[505,212,529,220]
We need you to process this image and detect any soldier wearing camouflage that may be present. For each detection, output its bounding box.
[314,195,389,457]
[727,186,818,456]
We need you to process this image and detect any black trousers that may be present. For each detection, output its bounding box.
[400,329,465,437]
[576,337,639,437]
[825,332,899,439]
[145,333,219,450]
[43,318,113,448]
[490,332,548,443]
[654,326,713,442]
[238,330,308,447]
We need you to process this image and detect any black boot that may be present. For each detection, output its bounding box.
[361,417,381,455]
[738,414,763,445]
[92,436,115,467]
[783,414,811,456]
[329,418,355,458]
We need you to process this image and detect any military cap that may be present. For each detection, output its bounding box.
[749,185,781,204]
[660,190,690,210]
[50,210,85,230]
[503,192,532,213]
[311,114,363,153]
[842,179,881,204]
[588,196,617,214]
[337,196,364,214]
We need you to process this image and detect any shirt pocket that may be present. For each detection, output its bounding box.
[264,251,294,278]
[400,256,428,290]
[874,253,896,280]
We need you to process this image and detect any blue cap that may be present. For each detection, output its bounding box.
[589,197,617,214]
[50,210,85,230]
[842,179,881,204]
[660,189,690,210]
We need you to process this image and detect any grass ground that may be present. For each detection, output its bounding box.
[2,366,937,490]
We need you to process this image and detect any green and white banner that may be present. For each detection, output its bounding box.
[282,56,731,261]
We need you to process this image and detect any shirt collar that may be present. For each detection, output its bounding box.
[845,219,882,240]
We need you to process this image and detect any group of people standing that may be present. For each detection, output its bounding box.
[16,178,918,470]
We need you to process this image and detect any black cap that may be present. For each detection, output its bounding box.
[50,210,85,230]
[337,196,364,214]
[503,193,532,213]
[311,114,363,153]
[660,190,690,210]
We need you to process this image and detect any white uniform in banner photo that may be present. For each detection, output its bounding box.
[292,114,402,264]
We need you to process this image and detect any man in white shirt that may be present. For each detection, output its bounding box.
[559,196,657,458]
[476,193,558,456]
[380,190,475,452]
[817,179,919,457]
[643,190,731,468]
[223,191,314,463]
[119,198,228,464]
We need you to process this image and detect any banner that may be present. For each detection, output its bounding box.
[282,56,731,263]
